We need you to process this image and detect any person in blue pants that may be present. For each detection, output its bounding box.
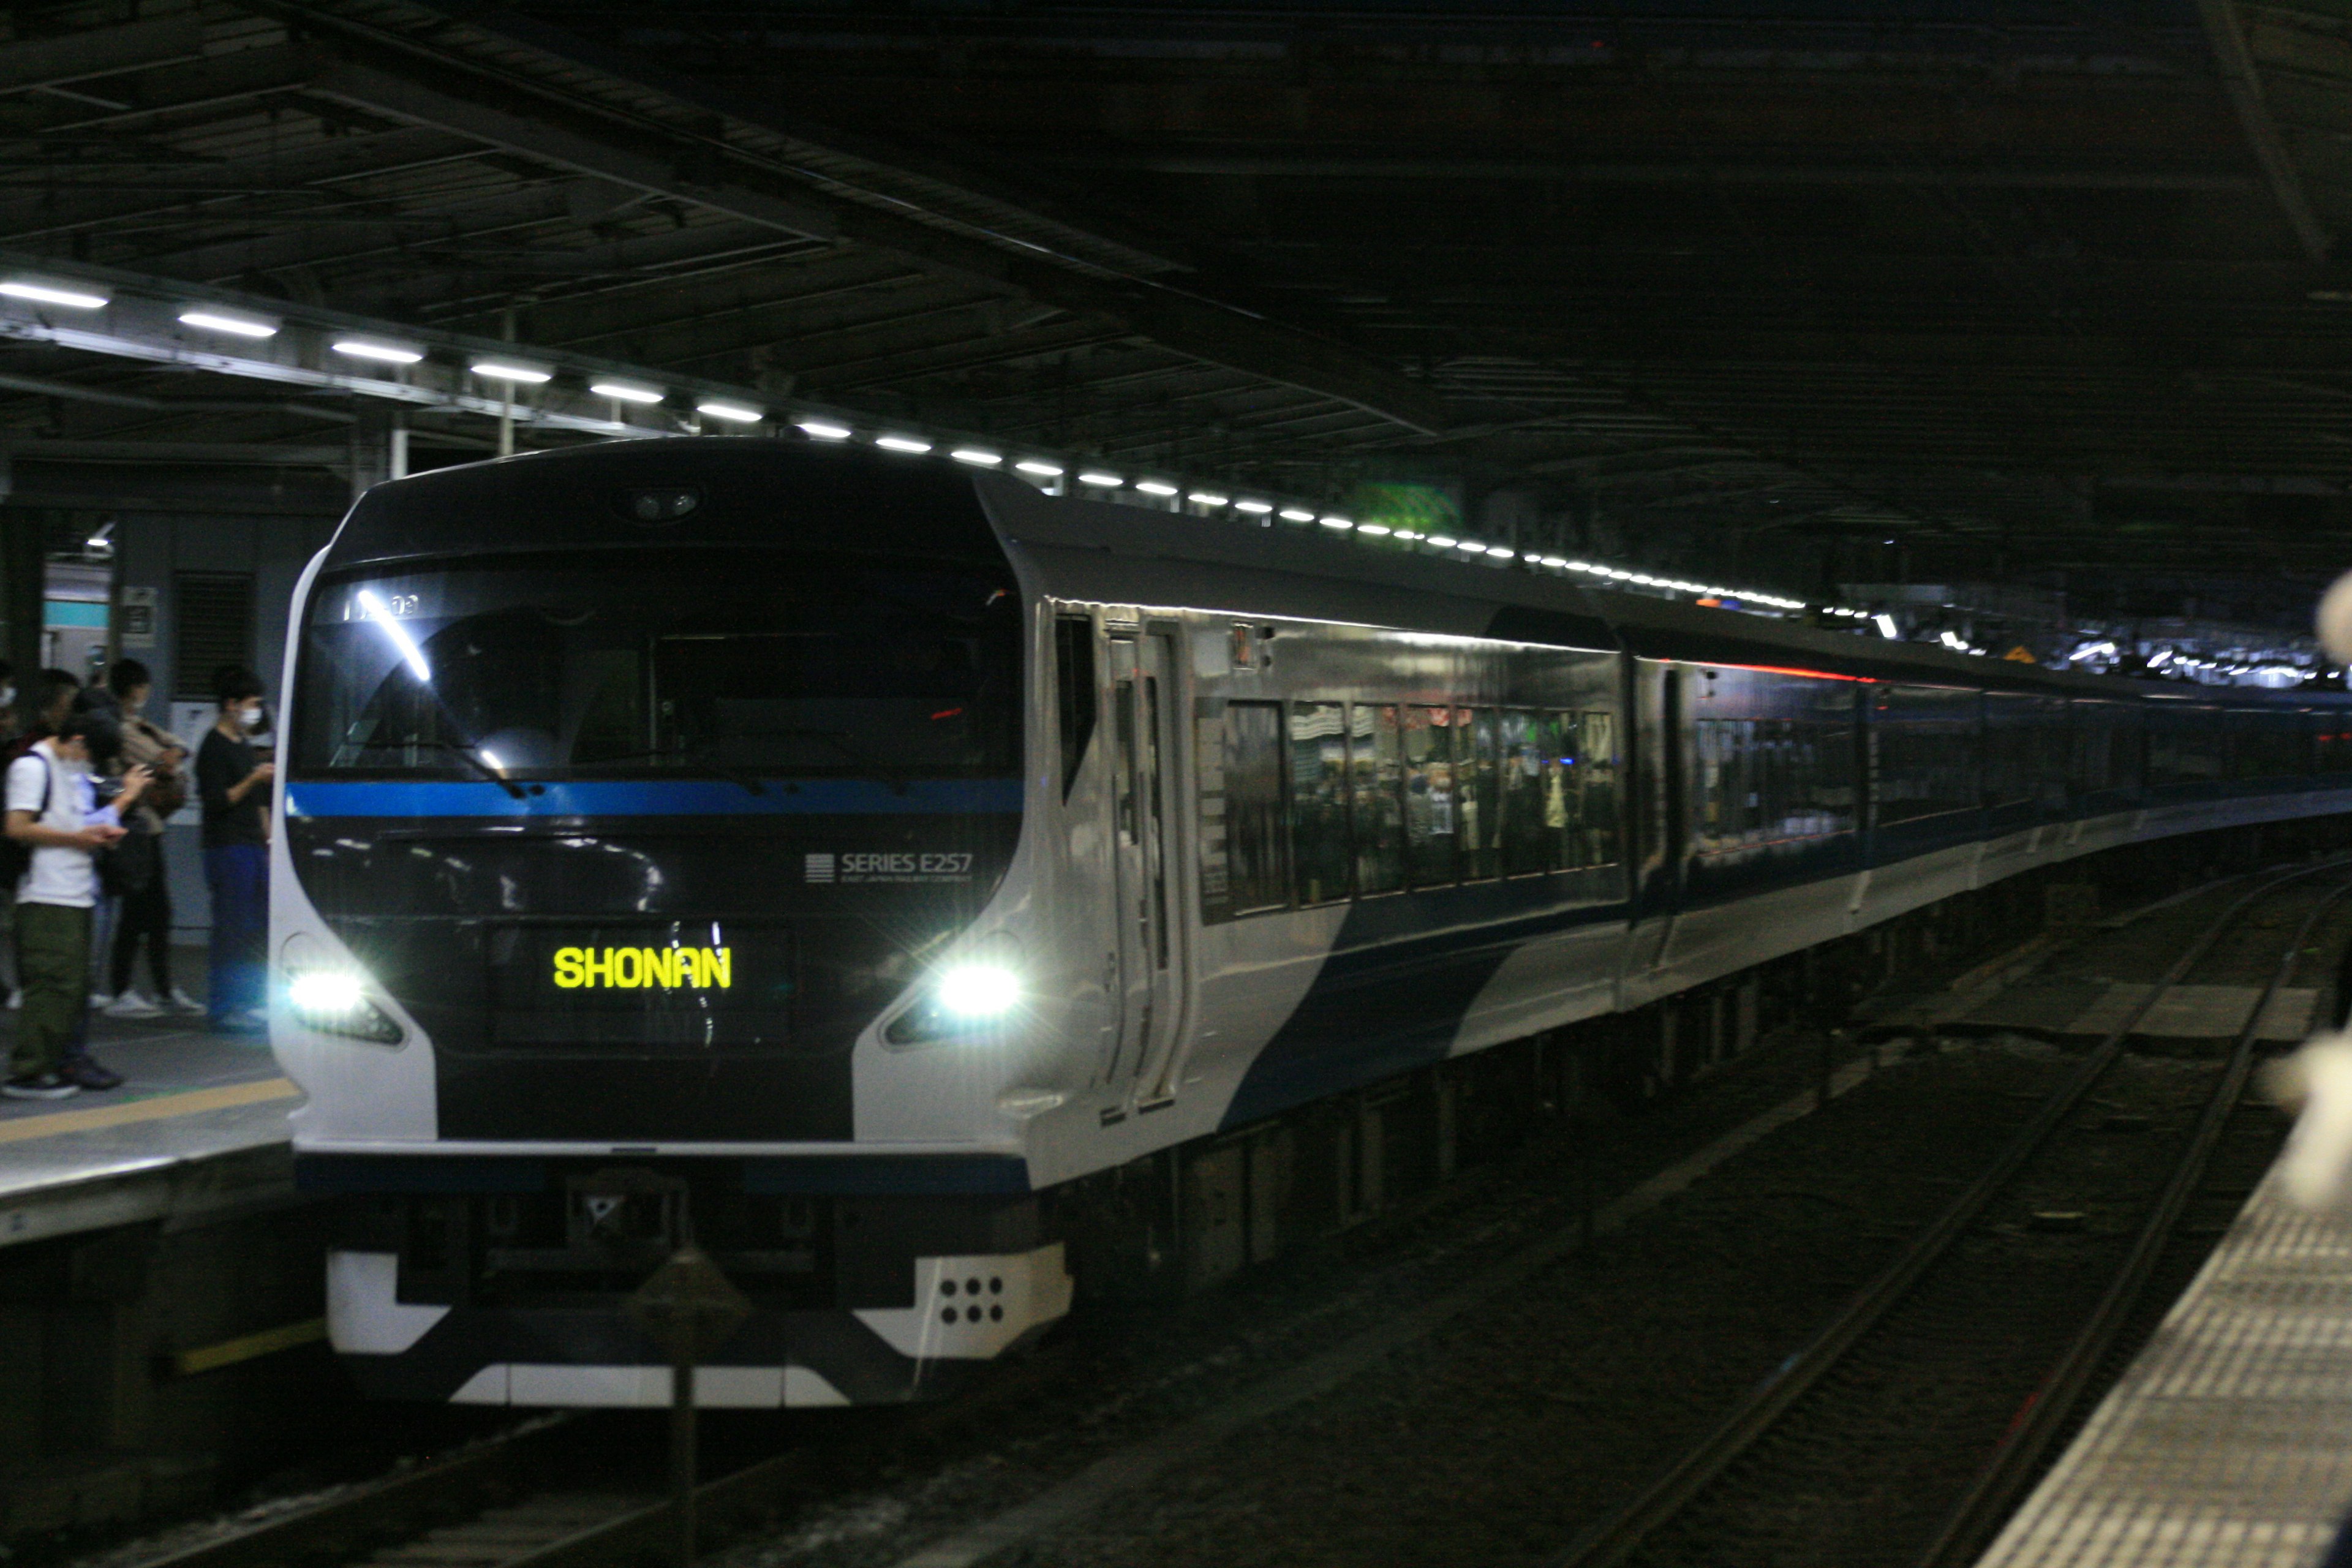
[194,666,273,1033]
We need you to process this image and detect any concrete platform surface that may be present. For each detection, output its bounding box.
[1977,1161,2352,1568]
[0,1006,298,1249]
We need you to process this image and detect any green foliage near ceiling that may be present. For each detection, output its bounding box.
[1345,481,1462,538]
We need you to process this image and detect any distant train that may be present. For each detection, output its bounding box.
[270,438,2352,1408]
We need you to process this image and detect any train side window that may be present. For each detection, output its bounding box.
[1540,710,1583,867]
[1353,704,1406,895]
[1289,703,1352,905]
[1217,701,1289,919]
[1054,617,1096,801]
[2149,705,2223,786]
[1580,710,1621,865]
[1872,685,1980,824]
[1402,706,1459,887]
[1803,692,1858,834]
[1458,707,1500,880]
[1499,710,1547,875]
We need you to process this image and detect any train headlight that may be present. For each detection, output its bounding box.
[284,967,404,1044]
[886,959,1024,1045]
[938,963,1022,1019]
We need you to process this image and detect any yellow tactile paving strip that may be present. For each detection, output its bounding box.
[1979,1169,2352,1568]
[0,1076,298,1145]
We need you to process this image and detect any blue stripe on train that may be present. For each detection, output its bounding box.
[285,777,1025,818]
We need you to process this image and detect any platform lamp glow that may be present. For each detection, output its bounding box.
[2319,570,2352,666]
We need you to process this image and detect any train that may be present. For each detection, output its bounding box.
[271,437,2352,1408]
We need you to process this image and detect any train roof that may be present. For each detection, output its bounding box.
[332,439,2328,709]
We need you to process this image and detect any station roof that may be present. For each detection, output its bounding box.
[7,2,2352,617]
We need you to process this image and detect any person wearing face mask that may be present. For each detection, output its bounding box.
[97,660,196,1018]
[2,710,149,1098]
[196,666,273,1034]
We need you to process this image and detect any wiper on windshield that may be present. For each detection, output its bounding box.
[567,747,767,797]
[338,739,526,799]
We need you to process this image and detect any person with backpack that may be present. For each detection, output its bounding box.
[197,667,272,1035]
[0,668,79,1018]
[2,710,149,1098]
[96,660,195,1017]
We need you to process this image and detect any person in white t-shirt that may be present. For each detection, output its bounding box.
[2,711,148,1099]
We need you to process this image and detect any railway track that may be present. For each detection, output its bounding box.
[1544,858,2352,1568]
[125,1344,1075,1568]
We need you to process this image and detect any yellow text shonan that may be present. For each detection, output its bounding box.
[552,946,733,990]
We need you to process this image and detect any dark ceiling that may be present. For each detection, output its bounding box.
[10,1,2352,621]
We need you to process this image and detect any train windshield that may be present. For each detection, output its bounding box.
[293,552,1020,780]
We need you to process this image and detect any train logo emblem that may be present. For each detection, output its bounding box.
[804,850,973,884]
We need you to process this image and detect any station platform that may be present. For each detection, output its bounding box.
[1977,1151,2352,1567]
[0,996,300,1251]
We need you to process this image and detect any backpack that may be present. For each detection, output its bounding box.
[0,756,54,891]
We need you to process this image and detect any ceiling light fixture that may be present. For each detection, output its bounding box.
[1187,491,1229,507]
[1077,471,1123,487]
[697,401,761,424]
[1235,500,1274,514]
[181,309,278,339]
[1136,480,1178,496]
[1015,459,1064,477]
[589,380,663,404]
[336,339,426,366]
[469,360,550,383]
[875,434,932,453]
[1,281,108,310]
[797,420,852,440]
[951,448,1003,466]
[1279,508,1317,522]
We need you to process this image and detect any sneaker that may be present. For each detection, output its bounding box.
[210,1009,267,1036]
[104,991,164,1019]
[2,1074,78,1101]
[59,1057,122,1091]
[88,992,111,1010]
[165,989,205,1016]
[9,990,23,1011]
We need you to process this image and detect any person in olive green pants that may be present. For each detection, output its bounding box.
[10,900,88,1086]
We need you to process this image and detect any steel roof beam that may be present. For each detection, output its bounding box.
[295,51,1450,434]
[0,16,208,98]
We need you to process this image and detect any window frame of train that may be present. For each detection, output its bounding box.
[2223,706,2308,783]
[1868,682,1983,829]
[2146,700,2225,790]
[1202,695,1624,924]
[1686,667,1859,858]
[2315,709,2352,777]
[2070,698,2144,800]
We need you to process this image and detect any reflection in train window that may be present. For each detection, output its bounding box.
[1402,706,1458,888]
[1289,703,1351,905]
[1354,704,1405,895]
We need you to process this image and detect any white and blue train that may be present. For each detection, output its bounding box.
[270,437,2352,1408]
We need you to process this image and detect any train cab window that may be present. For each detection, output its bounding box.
[1054,617,1096,800]
[1289,703,1352,905]
[1458,708,1501,881]
[1500,710,1548,875]
[1352,705,1406,895]
[1212,701,1289,920]
[1401,706,1459,887]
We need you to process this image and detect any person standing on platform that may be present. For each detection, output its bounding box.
[100,660,195,1018]
[2,670,82,1019]
[2,711,148,1098]
[197,666,272,1034]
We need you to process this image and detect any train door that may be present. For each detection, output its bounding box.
[1103,628,1189,1107]
[1621,662,1684,989]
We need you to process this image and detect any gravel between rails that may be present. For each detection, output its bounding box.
[704,881,2323,1568]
